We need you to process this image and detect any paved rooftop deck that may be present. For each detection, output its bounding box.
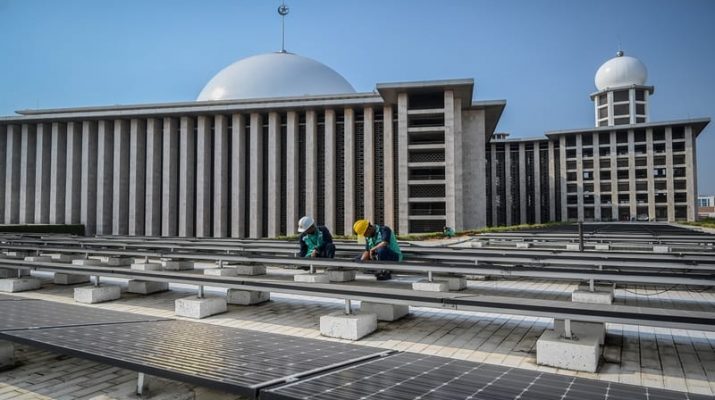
[1,270,714,399]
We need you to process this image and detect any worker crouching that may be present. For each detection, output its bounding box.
[353,219,402,280]
[297,216,336,258]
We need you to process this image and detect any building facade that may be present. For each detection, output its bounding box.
[0,51,708,237]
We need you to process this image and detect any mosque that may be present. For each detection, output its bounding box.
[0,38,708,237]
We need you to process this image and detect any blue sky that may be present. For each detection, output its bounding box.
[1,0,713,193]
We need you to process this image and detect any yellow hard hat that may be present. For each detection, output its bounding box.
[353,219,369,236]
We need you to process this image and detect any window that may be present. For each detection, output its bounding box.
[614,90,629,102]
[599,147,611,157]
[634,130,646,142]
[582,134,593,146]
[653,128,665,141]
[566,136,576,147]
[672,126,685,139]
[601,171,611,180]
[614,117,631,125]
[584,171,593,180]
[635,90,645,101]
[598,108,608,119]
[614,104,629,115]
[636,104,645,115]
[598,94,607,105]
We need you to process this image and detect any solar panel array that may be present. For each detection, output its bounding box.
[263,352,711,400]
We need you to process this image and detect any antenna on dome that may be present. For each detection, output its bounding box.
[617,37,623,57]
[278,1,289,53]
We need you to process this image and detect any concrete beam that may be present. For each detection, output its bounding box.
[267,112,281,237]
[178,117,195,237]
[285,112,299,235]
[249,113,263,238]
[305,110,318,219]
[128,119,146,236]
[518,142,526,224]
[19,124,36,224]
[397,94,409,234]
[324,109,337,232]
[195,115,212,237]
[0,127,6,222]
[343,108,355,234]
[161,117,179,236]
[112,119,130,235]
[34,123,51,223]
[504,143,512,226]
[49,122,67,224]
[383,105,395,228]
[96,120,114,235]
[213,115,229,237]
[533,143,541,224]
[3,125,19,224]
[363,107,375,222]
[145,119,162,236]
[230,114,247,238]
[64,122,82,224]
[80,121,98,234]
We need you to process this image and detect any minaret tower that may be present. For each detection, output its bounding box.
[591,51,654,127]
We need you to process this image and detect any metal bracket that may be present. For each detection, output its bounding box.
[93,275,100,287]
[136,372,147,395]
[344,299,352,315]
[197,285,204,299]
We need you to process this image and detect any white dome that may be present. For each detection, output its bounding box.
[594,52,648,91]
[197,52,355,101]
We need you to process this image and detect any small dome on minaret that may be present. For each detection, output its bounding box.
[594,51,648,91]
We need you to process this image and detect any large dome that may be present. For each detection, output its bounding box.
[594,51,648,91]
[197,52,356,101]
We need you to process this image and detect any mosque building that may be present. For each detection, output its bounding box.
[0,41,708,237]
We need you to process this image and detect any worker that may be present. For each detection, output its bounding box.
[297,216,336,258]
[353,219,402,280]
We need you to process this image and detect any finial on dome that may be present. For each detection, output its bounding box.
[278,1,289,53]
[616,50,624,57]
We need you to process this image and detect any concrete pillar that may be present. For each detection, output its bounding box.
[444,91,457,229]
[267,112,281,237]
[490,143,498,225]
[452,97,464,230]
[610,131,618,219]
[230,114,247,238]
[145,119,162,236]
[112,120,130,235]
[128,119,146,236]
[178,117,195,237]
[324,109,337,232]
[161,118,179,236]
[285,112,299,235]
[685,126,696,221]
[19,124,36,224]
[4,125,20,224]
[49,123,67,224]
[34,124,51,223]
[65,122,82,224]
[593,133,601,221]
[559,136,567,221]
[518,142,526,224]
[383,106,395,229]
[305,110,318,219]
[343,108,356,234]
[363,107,375,222]
[665,127,675,221]
[397,95,409,234]
[195,116,212,237]
[213,115,229,237]
[533,143,541,224]
[576,134,584,221]
[646,129,656,220]
[504,143,512,226]
[627,130,637,220]
[0,127,6,223]
[249,113,263,238]
[547,140,556,221]
[80,121,98,235]
[95,121,114,235]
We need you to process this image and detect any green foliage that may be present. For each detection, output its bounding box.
[683,218,715,229]
[0,224,85,235]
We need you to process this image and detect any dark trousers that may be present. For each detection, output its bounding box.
[374,247,399,261]
[317,243,336,258]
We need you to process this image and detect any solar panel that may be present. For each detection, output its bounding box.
[1,320,390,398]
[0,300,169,331]
[262,352,711,400]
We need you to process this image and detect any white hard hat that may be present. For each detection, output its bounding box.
[297,216,314,233]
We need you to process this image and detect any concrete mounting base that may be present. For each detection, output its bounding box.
[193,387,245,400]
[320,312,377,340]
[327,269,357,282]
[435,275,467,291]
[101,257,133,266]
[72,258,103,267]
[0,340,15,370]
[204,268,238,277]
[48,254,81,263]
[572,283,614,305]
[470,241,485,248]
[653,245,670,253]
[594,244,610,251]
[516,242,531,249]
[361,302,409,321]
[53,273,90,285]
[175,296,227,319]
[231,264,266,276]
[294,273,330,283]
[536,330,600,372]
[566,244,581,251]
[130,263,163,271]
[554,319,606,345]
[74,285,121,304]
[0,268,29,278]
[3,251,29,259]
[412,280,449,292]
[464,274,488,281]
[0,278,42,293]
[23,256,52,263]
[227,289,270,305]
[127,280,169,295]
[161,259,194,271]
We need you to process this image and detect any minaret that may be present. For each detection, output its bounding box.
[591,51,654,127]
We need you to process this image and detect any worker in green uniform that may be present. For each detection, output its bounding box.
[297,216,336,258]
[353,219,402,280]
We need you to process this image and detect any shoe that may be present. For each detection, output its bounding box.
[374,270,392,281]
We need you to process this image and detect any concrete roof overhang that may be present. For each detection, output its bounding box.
[545,117,711,139]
